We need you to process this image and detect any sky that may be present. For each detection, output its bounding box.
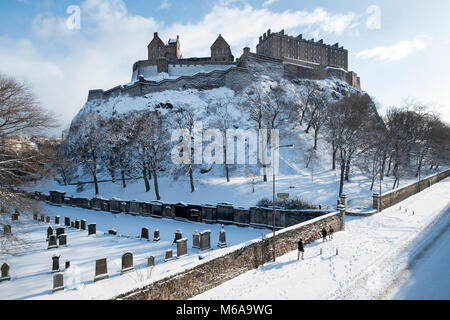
[1,0,450,135]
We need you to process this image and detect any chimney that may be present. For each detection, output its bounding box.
[259,36,263,44]
[280,29,284,35]
[333,43,339,47]
[298,34,303,39]
[267,29,271,36]
[263,32,267,40]
[318,39,323,44]
[154,32,158,38]
[243,47,250,55]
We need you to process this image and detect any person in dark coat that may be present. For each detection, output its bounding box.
[321,228,327,242]
[297,239,304,260]
[329,226,334,240]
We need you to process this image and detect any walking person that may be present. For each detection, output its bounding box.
[297,238,304,260]
[321,227,327,242]
[328,226,334,241]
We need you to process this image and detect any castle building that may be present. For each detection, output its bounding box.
[148,32,182,60]
[131,33,236,82]
[211,34,234,62]
[256,29,348,71]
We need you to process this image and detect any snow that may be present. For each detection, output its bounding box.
[130,64,234,82]
[0,204,264,300]
[192,177,450,300]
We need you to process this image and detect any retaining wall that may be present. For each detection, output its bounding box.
[374,169,450,211]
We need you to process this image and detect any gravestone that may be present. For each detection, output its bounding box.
[200,230,211,251]
[71,222,75,228]
[33,214,38,221]
[0,263,11,282]
[55,216,60,225]
[52,273,64,293]
[177,238,188,258]
[81,219,87,230]
[11,214,19,221]
[58,234,67,247]
[110,199,121,213]
[94,258,109,282]
[0,206,7,214]
[56,227,65,237]
[52,255,60,273]
[48,235,58,249]
[189,209,200,222]
[165,249,173,262]
[218,225,227,248]
[40,215,45,222]
[192,230,200,249]
[45,216,51,223]
[173,229,182,244]
[47,226,54,240]
[75,220,80,229]
[65,261,70,269]
[88,223,96,236]
[141,227,149,240]
[121,252,134,274]
[147,256,155,267]
[153,229,160,242]
[3,224,11,235]
[65,217,70,226]
[108,229,117,235]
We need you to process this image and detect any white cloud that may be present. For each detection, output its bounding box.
[159,1,171,10]
[0,0,361,132]
[356,39,426,61]
[263,0,278,7]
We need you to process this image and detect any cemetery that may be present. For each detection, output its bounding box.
[0,202,266,299]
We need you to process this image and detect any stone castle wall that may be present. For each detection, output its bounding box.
[88,66,253,101]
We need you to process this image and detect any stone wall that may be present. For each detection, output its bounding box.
[374,169,450,211]
[44,189,334,231]
[115,211,343,300]
[88,66,251,102]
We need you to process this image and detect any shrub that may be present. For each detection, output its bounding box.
[256,197,320,210]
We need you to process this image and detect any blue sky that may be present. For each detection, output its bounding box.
[1,0,449,133]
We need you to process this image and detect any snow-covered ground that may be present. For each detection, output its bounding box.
[192,177,450,300]
[0,204,264,300]
[387,208,450,300]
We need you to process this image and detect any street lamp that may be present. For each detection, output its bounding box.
[272,144,294,262]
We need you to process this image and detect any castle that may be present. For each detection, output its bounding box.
[88,30,360,101]
[131,33,236,81]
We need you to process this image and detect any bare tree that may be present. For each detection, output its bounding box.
[326,93,377,195]
[68,112,104,195]
[0,74,57,251]
[129,108,170,200]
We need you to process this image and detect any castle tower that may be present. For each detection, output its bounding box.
[148,32,165,60]
[211,34,234,62]
[162,35,181,59]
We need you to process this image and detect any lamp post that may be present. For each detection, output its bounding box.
[272,144,294,262]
